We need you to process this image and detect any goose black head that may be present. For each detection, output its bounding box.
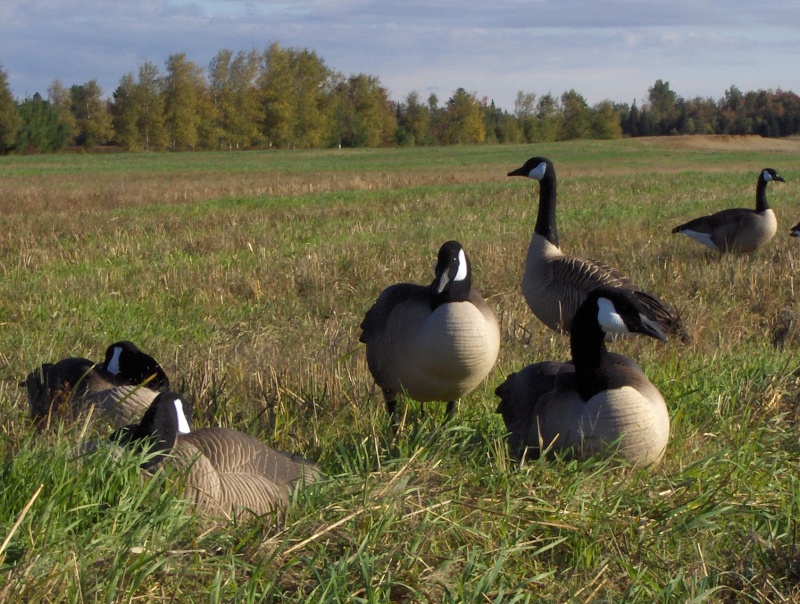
[110,391,191,469]
[507,157,553,181]
[582,288,669,343]
[430,240,471,306]
[103,341,170,390]
[761,168,785,184]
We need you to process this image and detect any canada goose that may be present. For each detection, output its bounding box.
[495,287,670,467]
[790,222,800,237]
[508,156,685,339]
[111,391,322,518]
[359,240,500,424]
[24,340,170,429]
[672,168,785,253]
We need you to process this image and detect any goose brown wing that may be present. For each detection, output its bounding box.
[359,283,430,343]
[551,256,686,341]
[495,361,564,457]
[672,208,750,235]
[183,428,321,487]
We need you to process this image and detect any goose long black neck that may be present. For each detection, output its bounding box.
[569,306,611,401]
[534,164,559,247]
[755,173,771,213]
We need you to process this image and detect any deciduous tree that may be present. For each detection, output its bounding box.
[0,63,20,153]
[163,53,205,150]
[70,80,113,147]
[442,88,485,144]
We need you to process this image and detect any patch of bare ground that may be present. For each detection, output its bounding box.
[636,134,800,152]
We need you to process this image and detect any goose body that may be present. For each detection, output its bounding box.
[360,240,500,422]
[112,391,321,518]
[672,168,784,253]
[25,341,169,429]
[508,157,684,339]
[495,288,670,467]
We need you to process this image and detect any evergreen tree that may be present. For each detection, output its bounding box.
[16,93,70,152]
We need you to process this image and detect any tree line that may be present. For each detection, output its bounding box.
[1,43,799,154]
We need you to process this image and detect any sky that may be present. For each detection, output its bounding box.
[2,1,800,113]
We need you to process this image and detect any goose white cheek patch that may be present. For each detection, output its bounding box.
[107,346,123,375]
[763,170,772,182]
[528,162,547,181]
[597,298,628,334]
[454,249,468,281]
[173,399,191,434]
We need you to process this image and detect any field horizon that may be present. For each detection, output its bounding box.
[2,135,800,602]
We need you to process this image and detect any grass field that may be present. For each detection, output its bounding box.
[2,136,800,602]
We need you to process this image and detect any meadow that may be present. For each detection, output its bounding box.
[1,136,800,602]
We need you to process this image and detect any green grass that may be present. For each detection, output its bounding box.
[2,137,800,601]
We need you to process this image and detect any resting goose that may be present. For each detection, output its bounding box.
[495,287,670,467]
[359,240,500,424]
[111,391,322,518]
[24,340,169,429]
[508,156,685,340]
[672,168,784,253]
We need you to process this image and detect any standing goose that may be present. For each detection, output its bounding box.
[359,240,500,425]
[508,156,685,339]
[111,391,322,518]
[672,168,785,253]
[24,340,170,429]
[495,287,670,467]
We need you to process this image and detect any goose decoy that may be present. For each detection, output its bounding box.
[24,340,169,429]
[111,391,322,518]
[495,287,670,467]
[359,240,500,425]
[672,168,785,253]
[508,156,685,340]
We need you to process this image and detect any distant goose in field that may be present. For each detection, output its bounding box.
[359,240,500,425]
[672,168,785,253]
[24,340,170,429]
[111,391,322,518]
[508,156,686,340]
[495,287,670,467]
[790,222,800,237]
